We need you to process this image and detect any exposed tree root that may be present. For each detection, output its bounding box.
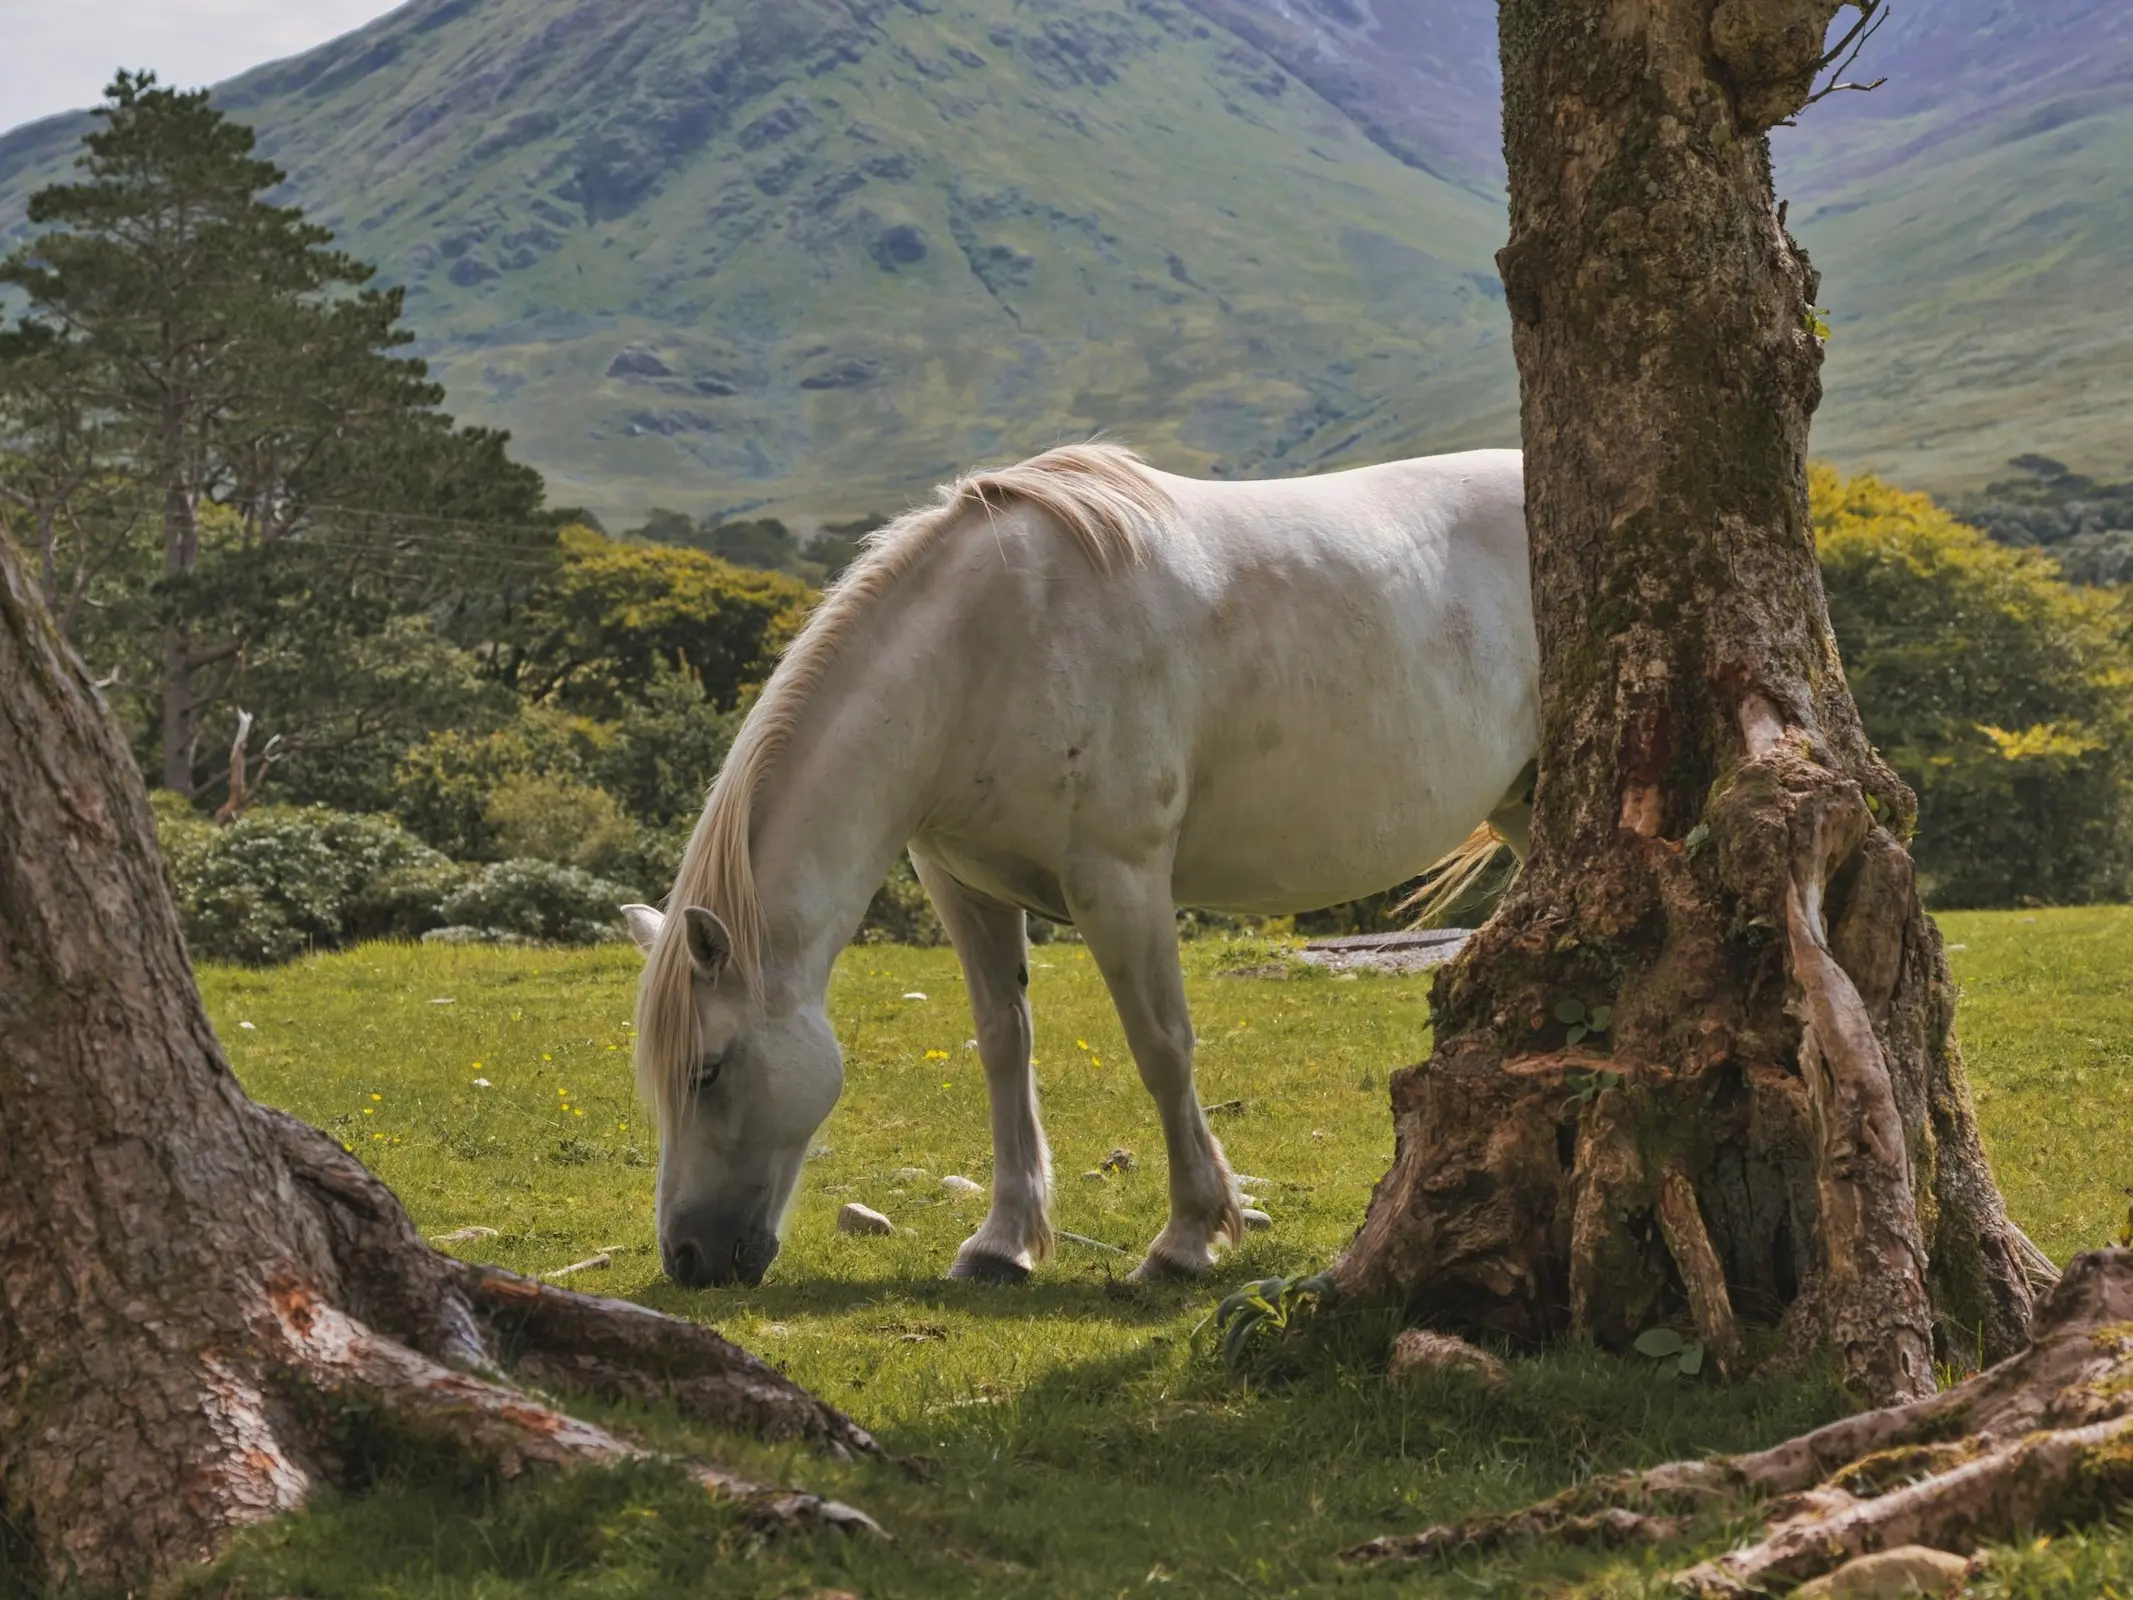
[266,1102,879,1459]
[269,1284,880,1535]
[1343,1249,2133,1593]
[456,1265,879,1461]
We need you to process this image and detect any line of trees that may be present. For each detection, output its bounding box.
[6,78,2130,970]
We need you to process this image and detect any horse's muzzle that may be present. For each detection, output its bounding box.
[662,1207,779,1287]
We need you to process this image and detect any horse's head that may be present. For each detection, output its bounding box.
[623,903,843,1287]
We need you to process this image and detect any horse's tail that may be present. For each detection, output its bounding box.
[1397,822,1514,929]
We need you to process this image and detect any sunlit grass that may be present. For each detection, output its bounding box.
[153,911,2133,1597]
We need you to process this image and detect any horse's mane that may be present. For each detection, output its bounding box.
[635,441,1176,1111]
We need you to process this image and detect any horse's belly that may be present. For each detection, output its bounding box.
[1170,676,1531,915]
[1171,758,1479,914]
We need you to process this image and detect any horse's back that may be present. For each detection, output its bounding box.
[910,448,1536,918]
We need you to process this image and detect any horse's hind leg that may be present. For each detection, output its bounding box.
[911,853,1053,1284]
[1062,860,1241,1280]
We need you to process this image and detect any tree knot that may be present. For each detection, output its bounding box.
[1709,0,1846,130]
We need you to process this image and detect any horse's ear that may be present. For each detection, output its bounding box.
[681,906,732,976]
[620,904,664,955]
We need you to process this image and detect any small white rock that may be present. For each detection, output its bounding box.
[471,1077,493,1088]
[238,1020,256,1030]
[941,1175,983,1195]
[1241,1208,1273,1231]
[902,991,929,1000]
[890,1166,928,1183]
[837,1202,895,1237]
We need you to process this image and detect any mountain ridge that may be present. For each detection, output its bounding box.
[2,0,2126,521]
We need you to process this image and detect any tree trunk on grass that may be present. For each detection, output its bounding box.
[1331,0,2045,1405]
[1345,1249,2133,1595]
[0,537,877,1591]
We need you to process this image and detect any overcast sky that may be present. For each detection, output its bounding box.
[0,0,406,136]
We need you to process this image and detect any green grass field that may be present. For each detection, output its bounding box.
[163,909,2133,1598]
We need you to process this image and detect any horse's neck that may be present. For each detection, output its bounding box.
[747,623,949,1005]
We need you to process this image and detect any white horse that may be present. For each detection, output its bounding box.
[623,443,1538,1287]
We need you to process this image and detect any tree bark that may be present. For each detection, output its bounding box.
[1344,1249,2133,1595]
[1331,0,2040,1404]
[0,534,876,1591]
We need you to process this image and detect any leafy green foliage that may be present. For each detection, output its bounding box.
[1561,1068,1623,1112]
[855,853,949,948]
[1814,466,2133,907]
[1632,1326,1707,1380]
[1200,1272,1337,1378]
[434,859,640,948]
[155,802,466,964]
[392,709,619,862]
[1954,456,2133,588]
[1552,997,1613,1049]
[505,525,810,718]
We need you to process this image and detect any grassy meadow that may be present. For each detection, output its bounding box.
[161,909,2133,1598]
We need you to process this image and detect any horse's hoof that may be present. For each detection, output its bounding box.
[948,1252,1031,1285]
[1127,1248,1212,1283]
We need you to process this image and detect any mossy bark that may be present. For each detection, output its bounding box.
[1332,0,2040,1404]
[0,536,876,1591]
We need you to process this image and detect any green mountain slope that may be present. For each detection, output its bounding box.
[1772,0,2133,488]
[4,0,2126,515]
[1,0,1518,522]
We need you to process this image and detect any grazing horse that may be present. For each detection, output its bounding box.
[624,443,1538,1287]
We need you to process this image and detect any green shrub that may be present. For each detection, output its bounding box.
[507,524,812,718]
[484,773,638,874]
[856,853,947,946]
[156,805,465,964]
[392,709,612,860]
[1815,466,2133,907]
[436,858,637,946]
[584,660,741,830]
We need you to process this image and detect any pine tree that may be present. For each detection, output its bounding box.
[0,72,546,801]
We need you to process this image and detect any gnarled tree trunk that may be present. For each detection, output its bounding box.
[1332,0,2043,1406]
[0,536,876,1591]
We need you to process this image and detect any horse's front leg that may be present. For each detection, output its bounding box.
[911,853,1053,1284]
[1063,859,1241,1279]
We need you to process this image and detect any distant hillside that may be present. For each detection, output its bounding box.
[0,0,1520,524]
[1772,0,2133,491]
[1165,0,2133,492]
[2,0,2127,520]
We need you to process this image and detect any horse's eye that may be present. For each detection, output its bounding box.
[691,1055,725,1094]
